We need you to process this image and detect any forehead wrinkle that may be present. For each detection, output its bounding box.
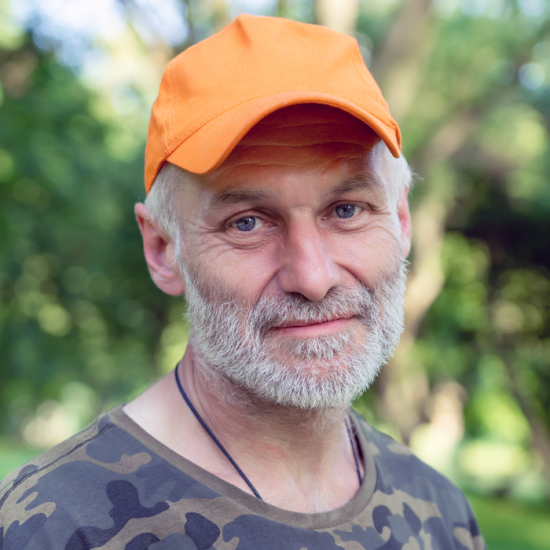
[206,172,386,212]
[238,132,377,148]
[225,144,373,170]
[219,156,355,169]
[232,143,372,152]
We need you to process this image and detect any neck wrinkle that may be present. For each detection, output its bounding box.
[179,341,351,476]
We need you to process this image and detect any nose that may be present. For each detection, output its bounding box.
[277,219,341,301]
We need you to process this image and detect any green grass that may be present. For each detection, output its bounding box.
[468,493,550,550]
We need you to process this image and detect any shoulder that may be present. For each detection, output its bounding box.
[352,411,486,550]
[0,407,143,548]
[353,411,462,495]
[0,406,220,549]
[0,411,114,502]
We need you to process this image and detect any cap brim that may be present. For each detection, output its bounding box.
[163,91,401,185]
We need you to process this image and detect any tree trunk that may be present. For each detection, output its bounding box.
[370,0,433,122]
[378,108,479,442]
[315,0,359,35]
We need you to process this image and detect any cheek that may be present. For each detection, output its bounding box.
[329,222,404,279]
[183,216,403,299]
[184,237,281,302]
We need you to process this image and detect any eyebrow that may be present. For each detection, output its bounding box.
[328,173,386,197]
[208,173,386,209]
[209,188,272,209]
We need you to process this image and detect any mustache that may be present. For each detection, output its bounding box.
[248,283,378,335]
[180,257,408,409]
[182,255,406,336]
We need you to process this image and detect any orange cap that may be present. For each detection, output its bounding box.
[145,14,401,194]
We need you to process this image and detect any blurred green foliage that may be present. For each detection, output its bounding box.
[354,0,550,508]
[0,38,182,444]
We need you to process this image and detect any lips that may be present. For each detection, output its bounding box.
[272,315,354,329]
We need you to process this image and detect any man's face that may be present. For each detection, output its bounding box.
[172,105,410,409]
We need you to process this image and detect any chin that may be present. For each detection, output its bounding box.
[225,346,383,411]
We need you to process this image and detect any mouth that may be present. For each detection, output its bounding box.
[271,315,355,336]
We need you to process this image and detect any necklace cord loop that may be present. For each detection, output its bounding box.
[174,366,363,501]
[174,366,263,500]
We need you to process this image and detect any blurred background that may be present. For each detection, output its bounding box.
[1,0,549,546]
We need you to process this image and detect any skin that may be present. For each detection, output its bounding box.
[125,104,411,513]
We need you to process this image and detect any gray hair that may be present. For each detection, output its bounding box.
[386,151,412,206]
[145,150,411,246]
[144,162,187,251]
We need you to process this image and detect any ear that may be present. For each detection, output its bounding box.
[135,203,186,296]
[397,185,412,258]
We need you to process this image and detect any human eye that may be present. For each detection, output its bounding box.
[230,215,264,232]
[333,204,362,219]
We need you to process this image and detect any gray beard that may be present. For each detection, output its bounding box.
[180,259,407,411]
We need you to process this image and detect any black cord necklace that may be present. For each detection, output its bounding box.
[174,366,363,501]
[345,416,363,485]
[174,366,263,499]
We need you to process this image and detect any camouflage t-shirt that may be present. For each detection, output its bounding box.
[0,405,485,550]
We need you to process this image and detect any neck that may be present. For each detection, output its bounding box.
[125,342,364,512]
[184,344,348,464]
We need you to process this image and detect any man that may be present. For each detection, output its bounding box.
[0,15,485,550]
